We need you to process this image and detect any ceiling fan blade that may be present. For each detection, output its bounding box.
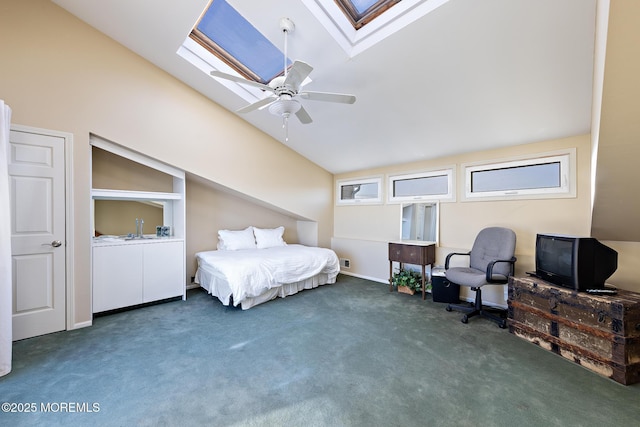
[284,60,313,91]
[299,91,356,104]
[236,95,277,114]
[295,105,313,124]
[210,70,273,92]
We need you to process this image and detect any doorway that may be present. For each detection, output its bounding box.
[9,126,72,340]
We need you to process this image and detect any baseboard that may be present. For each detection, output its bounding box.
[340,272,508,309]
[69,320,92,330]
[339,270,388,284]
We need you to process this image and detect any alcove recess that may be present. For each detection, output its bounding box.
[90,135,185,239]
[90,134,187,313]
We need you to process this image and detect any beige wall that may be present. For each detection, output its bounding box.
[92,147,174,193]
[185,176,302,282]
[593,0,640,291]
[0,0,333,328]
[333,134,596,305]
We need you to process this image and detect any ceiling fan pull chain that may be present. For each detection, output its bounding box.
[284,115,289,142]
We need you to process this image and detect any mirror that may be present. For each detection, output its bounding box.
[94,200,165,236]
[400,202,439,243]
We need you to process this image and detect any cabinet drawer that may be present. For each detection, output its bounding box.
[400,246,424,264]
[389,243,433,264]
[388,243,405,262]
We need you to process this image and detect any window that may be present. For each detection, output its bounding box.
[302,0,448,57]
[337,177,383,205]
[464,151,576,200]
[189,0,288,84]
[334,0,402,29]
[388,169,454,203]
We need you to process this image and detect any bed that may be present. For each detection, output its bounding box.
[194,226,340,309]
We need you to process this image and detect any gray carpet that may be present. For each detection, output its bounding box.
[1,275,638,426]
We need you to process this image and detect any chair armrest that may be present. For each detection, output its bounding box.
[486,257,517,283]
[445,252,471,269]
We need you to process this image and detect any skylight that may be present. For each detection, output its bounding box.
[189,0,287,84]
[352,0,382,13]
[335,0,402,29]
[302,0,450,56]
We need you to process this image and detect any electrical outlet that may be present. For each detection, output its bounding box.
[339,258,350,269]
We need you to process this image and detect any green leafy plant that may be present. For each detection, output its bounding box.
[392,269,429,292]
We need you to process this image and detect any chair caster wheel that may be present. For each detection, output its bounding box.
[446,306,452,312]
[499,320,507,329]
[461,315,468,324]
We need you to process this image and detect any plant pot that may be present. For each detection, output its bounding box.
[397,286,416,295]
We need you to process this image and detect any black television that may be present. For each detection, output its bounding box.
[535,234,618,291]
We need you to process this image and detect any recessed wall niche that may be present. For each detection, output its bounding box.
[90,135,186,240]
[92,146,173,193]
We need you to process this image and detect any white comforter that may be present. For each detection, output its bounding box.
[195,244,340,306]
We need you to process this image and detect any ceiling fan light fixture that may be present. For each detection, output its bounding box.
[268,99,301,117]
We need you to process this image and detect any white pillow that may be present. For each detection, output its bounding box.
[253,226,286,249]
[217,227,256,251]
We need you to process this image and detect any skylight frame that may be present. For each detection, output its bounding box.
[334,0,402,29]
[188,0,288,85]
[302,0,450,57]
[190,29,265,84]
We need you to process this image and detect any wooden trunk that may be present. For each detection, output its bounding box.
[508,276,640,385]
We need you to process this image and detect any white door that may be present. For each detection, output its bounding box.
[9,129,66,340]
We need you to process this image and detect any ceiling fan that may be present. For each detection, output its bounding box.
[210,17,356,141]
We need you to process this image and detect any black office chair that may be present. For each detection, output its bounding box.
[444,227,516,328]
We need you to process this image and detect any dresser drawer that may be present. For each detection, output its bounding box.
[389,242,434,264]
[388,243,405,262]
[401,245,424,264]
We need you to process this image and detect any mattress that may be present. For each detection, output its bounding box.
[195,244,340,309]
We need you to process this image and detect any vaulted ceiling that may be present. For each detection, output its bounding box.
[52,0,597,174]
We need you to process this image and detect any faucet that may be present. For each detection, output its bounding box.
[135,218,144,238]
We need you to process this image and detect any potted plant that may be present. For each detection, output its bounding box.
[391,269,428,295]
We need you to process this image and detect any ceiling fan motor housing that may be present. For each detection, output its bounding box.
[268,76,296,97]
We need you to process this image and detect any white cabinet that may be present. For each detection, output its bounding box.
[143,241,184,303]
[92,240,184,313]
[90,135,187,315]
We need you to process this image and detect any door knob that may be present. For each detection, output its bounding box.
[51,240,62,247]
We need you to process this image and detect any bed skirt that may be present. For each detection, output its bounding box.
[196,264,337,310]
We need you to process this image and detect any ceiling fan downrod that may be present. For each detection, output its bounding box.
[280,17,295,80]
[278,17,296,142]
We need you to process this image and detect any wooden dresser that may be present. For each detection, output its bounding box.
[388,241,436,300]
[508,276,640,385]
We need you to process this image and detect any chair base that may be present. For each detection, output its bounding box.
[446,286,507,328]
